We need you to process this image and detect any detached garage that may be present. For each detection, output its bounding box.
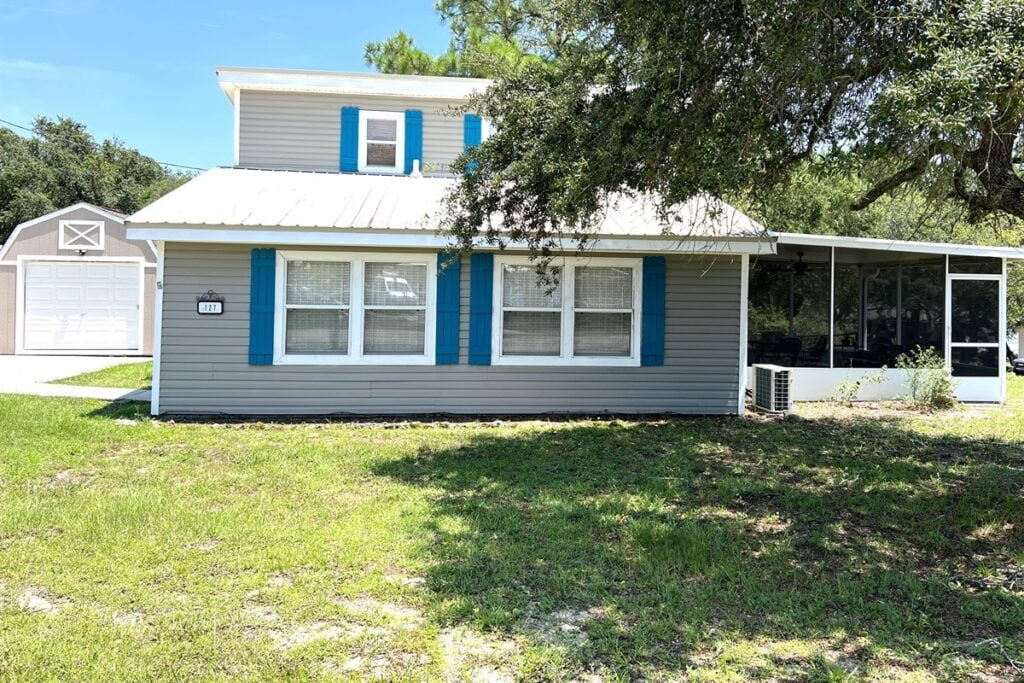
[0,203,156,355]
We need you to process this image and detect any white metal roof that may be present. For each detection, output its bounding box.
[127,167,766,239]
[775,231,1024,260]
[216,67,491,104]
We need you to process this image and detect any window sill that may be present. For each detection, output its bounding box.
[274,354,435,366]
[491,355,641,368]
[355,166,404,175]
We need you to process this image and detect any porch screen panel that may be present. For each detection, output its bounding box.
[747,245,830,367]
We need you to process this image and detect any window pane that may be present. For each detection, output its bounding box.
[366,143,397,167]
[286,309,349,354]
[366,118,397,142]
[364,263,426,307]
[287,261,349,306]
[951,347,999,377]
[574,312,631,356]
[502,265,561,308]
[502,311,560,355]
[952,279,999,343]
[363,310,425,354]
[575,267,632,309]
[949,256,1001,274]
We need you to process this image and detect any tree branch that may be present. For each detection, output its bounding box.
[850,142,951,210]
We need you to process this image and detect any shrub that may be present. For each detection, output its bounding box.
[895,346,958,409]
[831,367,888,406]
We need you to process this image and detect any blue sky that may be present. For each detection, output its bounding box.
[0,0,450,170]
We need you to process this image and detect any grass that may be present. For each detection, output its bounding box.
[0,380,1022,680]
[54,361,153,389]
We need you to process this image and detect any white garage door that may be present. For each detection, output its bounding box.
[22,261,140,352]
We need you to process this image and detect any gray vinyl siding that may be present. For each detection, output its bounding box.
[238,90,464,174]
[158,243,743,415]
[0,266,14,354]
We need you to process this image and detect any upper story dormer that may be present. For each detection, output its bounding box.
[217,67,492,177]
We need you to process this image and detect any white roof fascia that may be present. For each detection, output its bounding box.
[125,226,777,255]
[0,202,131,262]
[216,67,492,104]
[775,232,1024,260]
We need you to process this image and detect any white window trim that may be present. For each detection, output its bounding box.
[481,118,494,141]
[58,220,105,251]
[491,255,643,367]
[273,250,435,365]
[357,110,405,174]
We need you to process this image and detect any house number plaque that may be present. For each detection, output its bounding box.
[197,290,225,315]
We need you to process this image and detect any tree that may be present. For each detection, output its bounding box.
[0,117,189,241]
[364,0,557,77]
[429,0,1024,254]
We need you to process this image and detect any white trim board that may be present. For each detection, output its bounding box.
[151,241,165,415]
[273,250,437,366]
[490,254,644,367]
[776,232,1024,260]
[125,227,777,255]
[217,66,490,103]
[737,253,749,415]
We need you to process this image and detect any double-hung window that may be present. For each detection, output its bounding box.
[493,256,642,366]
[358,110,405,173]
[275,251,434,364]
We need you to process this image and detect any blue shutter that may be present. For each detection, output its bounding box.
[463,114,482,174]
[435,252,461,364]
[468,252,493,365]
[463,114,482,150]
[405,109,423,174]
[340,107,359,172]
[641,256,666,366]
[249,248,277,366]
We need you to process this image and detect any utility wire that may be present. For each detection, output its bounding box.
[0,117,208,171]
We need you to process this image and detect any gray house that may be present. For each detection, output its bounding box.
[0,202,156,356]
[126,67,1024,416]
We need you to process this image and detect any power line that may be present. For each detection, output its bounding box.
[0,117,208,172]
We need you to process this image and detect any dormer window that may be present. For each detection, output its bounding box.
[358,110,405,174]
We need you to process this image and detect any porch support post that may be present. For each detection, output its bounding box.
[737,253,750,416]
[1001,258,1008,402]
[944,254,951,369]
[829,246,835,369]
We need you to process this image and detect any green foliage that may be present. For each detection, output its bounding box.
[364,0,556,77]
[895,346,958,409]
[831,368,889,407]
[0,117,189,242]
[413,0,1024,256]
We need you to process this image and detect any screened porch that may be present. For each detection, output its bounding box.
[746,236,1013,402]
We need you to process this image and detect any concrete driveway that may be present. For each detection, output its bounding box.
[0,355,151,402]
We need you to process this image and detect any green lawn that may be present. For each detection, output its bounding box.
[54,361,153,389]
[0,381,1022,681]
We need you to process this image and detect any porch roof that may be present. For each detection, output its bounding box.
[774,232,1024,260]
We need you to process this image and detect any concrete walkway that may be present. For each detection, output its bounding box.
[0,355,151,402]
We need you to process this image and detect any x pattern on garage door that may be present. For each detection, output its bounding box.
[22,261,141,351]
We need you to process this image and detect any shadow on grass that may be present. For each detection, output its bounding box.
[371,413,1024,677]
